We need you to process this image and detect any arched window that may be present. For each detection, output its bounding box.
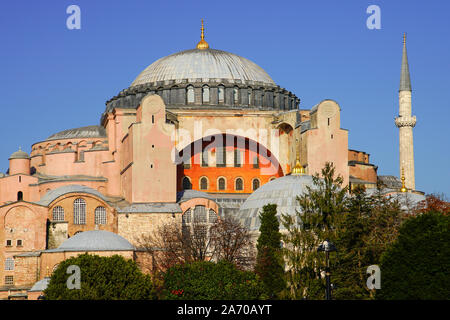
[202,85,210,103]
[187,85,194,103]
[4,258,14,271]
[200,177,208,190]
[17,191,23,201]
[218,85,225,103]
[182,176,192,190]
[202,149,209,167]
[218,177,226,191]
[253,156,260,168]
[216,147,226,167]
[182,208,191,224]
[73,198,86,225]
[95,206,107,225]
[193,206,207,223]
[252,178,260,191]
[234,149,241,167]
[235,178,244,191]
[248,89,252,105]
[208,209,218,223]
[233,87,239,104]
[52,206,65,221]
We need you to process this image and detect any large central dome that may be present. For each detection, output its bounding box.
[131,48,276,87]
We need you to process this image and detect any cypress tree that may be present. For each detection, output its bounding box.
[255,203,286,299]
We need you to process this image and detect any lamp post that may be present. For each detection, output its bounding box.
[317,239,337,300]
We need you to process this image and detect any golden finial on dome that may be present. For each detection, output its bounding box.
[400,167,407,192]
[196,19,209,50]
[291,154,305,175]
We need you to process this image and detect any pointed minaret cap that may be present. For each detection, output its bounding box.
[196,19,210,50]
[400,33,412,92]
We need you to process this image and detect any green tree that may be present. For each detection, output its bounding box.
[161,260,263,300]
[44,254,156,300]
[376,211,450,300]
[255,204,286,299]
[281,162,347,299]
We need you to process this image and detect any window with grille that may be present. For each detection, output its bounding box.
[5,258,14,271]
[17,240,22,247]
[73,198,86,225]
[252,178,260,191]
[200,177,208,190]
[216,147,226,167]
[52,206,65,221]
[182,209,192,224]
[95,206,107,225]
[234,149,241,167]
[202,149,209,167]
[235,178,244,191]
[193,206,207,223]
[253,156,259,168]
[208,209,217,223]
[6,240,12,247]
[218,177,226,190]
[5,276,13,285]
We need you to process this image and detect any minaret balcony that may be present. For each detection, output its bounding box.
[395,115,416,128]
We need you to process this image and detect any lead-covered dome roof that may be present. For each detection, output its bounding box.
[236,174,316,231]
[51,230,135,252]
[131,48,275,87]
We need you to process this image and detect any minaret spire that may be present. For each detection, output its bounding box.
[395,33,416,191]
[400,33,412,91]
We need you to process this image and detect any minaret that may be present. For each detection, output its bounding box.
[395,33,416,190]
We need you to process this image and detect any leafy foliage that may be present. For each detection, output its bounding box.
[44,254,155,300]
[161,260,264,300]
[255,204,286,299]
[376,211,450,300]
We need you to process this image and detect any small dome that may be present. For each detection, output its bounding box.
[57,230,134,252]
[237,174,315,231]
[131,48,276,87]
[9,148,30,160]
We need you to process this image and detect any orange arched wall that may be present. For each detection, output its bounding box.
[177,134,284,193]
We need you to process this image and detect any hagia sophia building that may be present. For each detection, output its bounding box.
[0,22,424,299]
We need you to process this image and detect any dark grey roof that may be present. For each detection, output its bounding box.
[400,35,412,91]
[14,251,42,258]
[46,125,106,141]
[117,202,182,213]
[29,278,50,292]
[9,149,30,159]
[177,190,214,203]
[36,185,109,206]
[46,230,135,252]
[378,175,402,189]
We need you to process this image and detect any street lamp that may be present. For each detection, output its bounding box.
[317,239,337,300]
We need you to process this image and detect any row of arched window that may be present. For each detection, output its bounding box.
[182,176,260,191]
[52,199,107,225]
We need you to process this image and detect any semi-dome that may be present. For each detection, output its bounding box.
[131,48,276,87]
[236,174,315,232]
[54,230,135,252]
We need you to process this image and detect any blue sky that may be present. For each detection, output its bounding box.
[0,0,448,197]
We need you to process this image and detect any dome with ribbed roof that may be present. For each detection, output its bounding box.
[236,174,316,231]
[131,48,275,87]
[54,230,134,252]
